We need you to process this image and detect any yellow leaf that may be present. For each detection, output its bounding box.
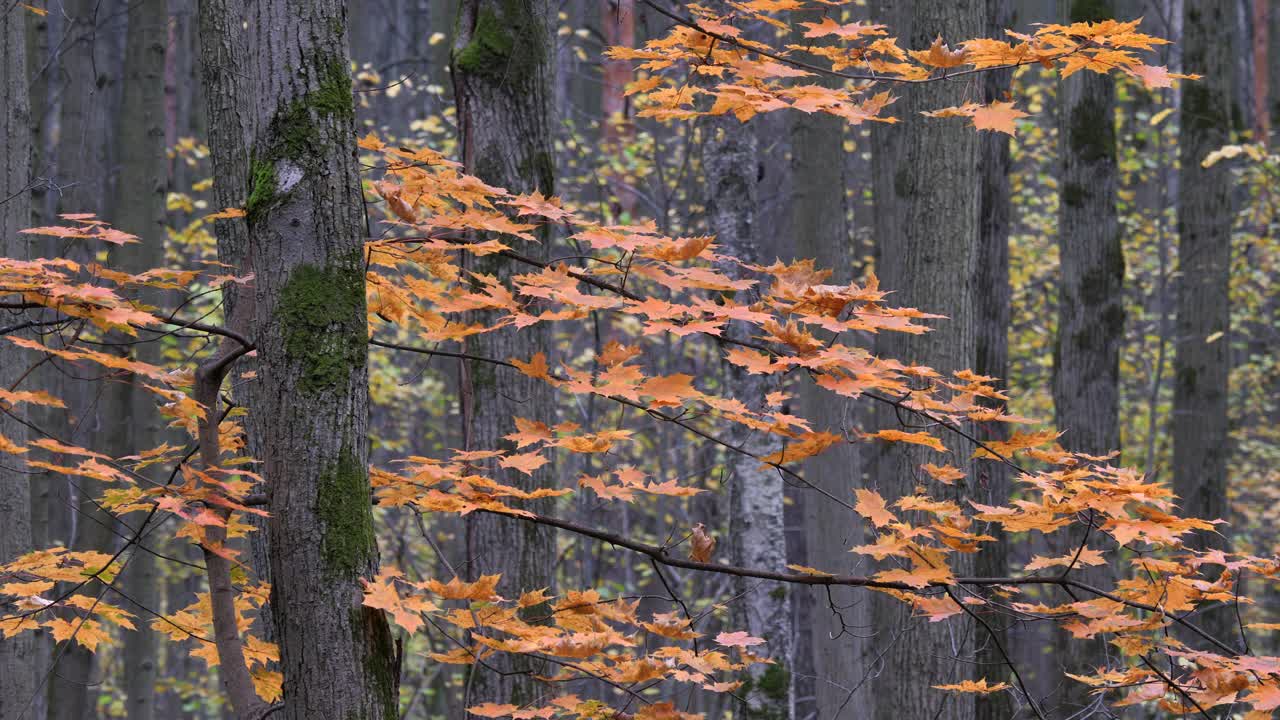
[871,429,947,453]
[854,489,896,527]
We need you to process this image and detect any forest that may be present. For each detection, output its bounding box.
[0,0,1277,718]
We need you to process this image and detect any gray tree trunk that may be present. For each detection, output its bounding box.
[234,1,400,717]
[1052,2,1124,712]
[105,0,168,716]
[451,0,558,707]
[699,109,794,718]
[1,4,35,717]
[1174,0,1238,647]
[47,4,123,716]
[869,3,981,719]
[787,22,866,715]
[972,2,1014,719]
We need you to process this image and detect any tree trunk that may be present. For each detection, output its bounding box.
[870,3,981,719]
[234,1,400,717]
[1053,1,1124,711]
[105,0,169,716]
[47,4,124,717]
[1174,0,1237,647]
[700,109,795,718]
[788,13,865,715]
[194,0,277,653]
[1,4,35,717]
[451,0,558,707]
[972,2,1014,718]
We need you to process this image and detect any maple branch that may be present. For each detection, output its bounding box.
[368,336,853,510]
[1138,655,1212,720]
[942,586,1046,720]
[479,510,1245,660]
[481,509,1040,590]
[147,315,255,349]
[380,234,777,355]
[191,295,264,720]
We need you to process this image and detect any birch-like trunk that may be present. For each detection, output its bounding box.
[870,2,981,718]
[451,0,558,707]
[701,108,794,719]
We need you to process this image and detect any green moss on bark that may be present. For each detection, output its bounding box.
[454,8,513,77]
[278,257,367,395]
[317,446,375,577]
[739,663,791,720]
[1069,0,1112,23]
[246,159,278,223]
[354,605,399,719]
[312,55,355,120]
[454,2,546,83]
[249,54,354,215]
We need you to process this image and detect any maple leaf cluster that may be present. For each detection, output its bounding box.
[3,136,1280,717]
[607,4,1196,134]
[346,138,1280,716]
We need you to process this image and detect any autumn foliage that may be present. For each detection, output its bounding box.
[2,3,1277,720]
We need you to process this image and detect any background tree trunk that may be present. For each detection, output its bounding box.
[972,1,1014,718]
[105,0,169,716]
[47,3,124,715]
[451,0,558,708]
[239,1,398,717]
[788,10,865,714]
[1,4,35,717]
[1053,1,1124,713]
[1174,0,1238,647]
[870,2,981,719]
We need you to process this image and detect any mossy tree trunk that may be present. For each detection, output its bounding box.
[0,5,35,717]
[869,2,980,719]
[231,1,399,717]
[1053,1,1124,712]
[1174,0,1238,648]
[451,0,558,707]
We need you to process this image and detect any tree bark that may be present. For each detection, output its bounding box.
[1,4,35,717]
[235,2,401,718]
[870,2,981,719]
[1053,1,1124,711]
[1174,0,1237,647]
[451,0,558,707]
